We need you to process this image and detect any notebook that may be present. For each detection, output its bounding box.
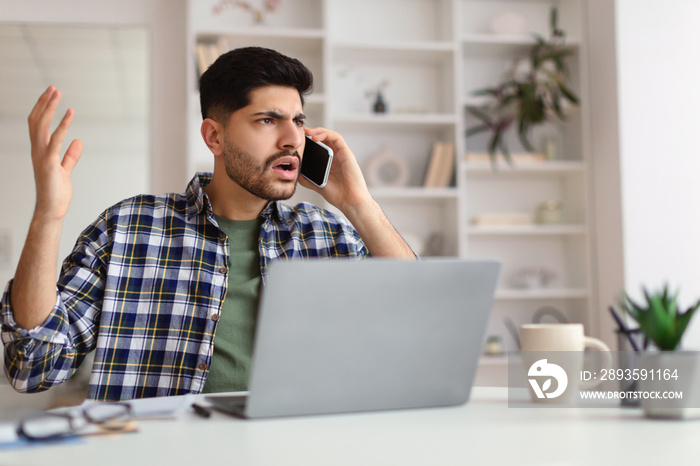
[206,258,500,419]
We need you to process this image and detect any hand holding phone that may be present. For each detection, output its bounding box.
[300,135,333,188]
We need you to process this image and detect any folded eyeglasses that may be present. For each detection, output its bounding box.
[17,402,133,441]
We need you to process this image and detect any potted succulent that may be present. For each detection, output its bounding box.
[466,8,579,166]
[620,285,700,419]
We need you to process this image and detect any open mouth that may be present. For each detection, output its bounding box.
[270,155,299,180]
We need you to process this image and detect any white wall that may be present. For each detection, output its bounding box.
[0,0,187,191]
[0,0,187,282]
[615,0,700,347]
[586,0,625,348]
[0,0,186,402]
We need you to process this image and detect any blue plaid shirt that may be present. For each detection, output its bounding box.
[1,173,368,401]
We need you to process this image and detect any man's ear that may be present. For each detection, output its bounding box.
[201,118,224,156]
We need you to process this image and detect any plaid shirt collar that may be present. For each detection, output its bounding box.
[186,172,287,225]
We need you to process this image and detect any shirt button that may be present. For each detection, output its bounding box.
[198,363,207,371]
[211,314,219,322]
[219,266,227,274]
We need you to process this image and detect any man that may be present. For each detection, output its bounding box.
[0,47,414,401]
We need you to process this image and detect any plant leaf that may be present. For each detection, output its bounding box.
[622,286,700,350]
[466,106,493,123]
[466,124,489,137]
[499,136,512,166]
[675,300,700,349]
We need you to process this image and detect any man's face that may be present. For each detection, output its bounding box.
[220,85,306,201]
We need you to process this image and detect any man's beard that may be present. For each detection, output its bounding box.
[222,137,299,201]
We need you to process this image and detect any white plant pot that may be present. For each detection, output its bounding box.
[639,352,700,420]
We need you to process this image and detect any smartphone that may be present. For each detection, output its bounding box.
[300,136,334,188]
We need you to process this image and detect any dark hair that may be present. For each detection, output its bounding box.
[198,46,313,122]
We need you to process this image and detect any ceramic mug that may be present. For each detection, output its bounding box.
[520,323,612,403]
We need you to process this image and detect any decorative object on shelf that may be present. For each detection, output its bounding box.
[510,267,555,289]
[471,212,534,226]
[423,233,444,257]
[503,308,568,351]
[489,11,527,35]
[423,141,455,188]
[616,285,700,419]
[541,134,560,160]
[484,335,505,356]
[211,0,281,24]
[465,8,580,166]
[532,306,568,324]
[364,146,410,188]
[373,92,387,113]
[365,80,390,114]
[535,200,563,224]
[503,318,521,349]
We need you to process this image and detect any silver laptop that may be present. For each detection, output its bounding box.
[206,258,500,419]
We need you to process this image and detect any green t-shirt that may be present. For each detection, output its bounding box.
[203,215,262,393]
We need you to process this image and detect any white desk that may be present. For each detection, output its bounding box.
[2,387,697,465]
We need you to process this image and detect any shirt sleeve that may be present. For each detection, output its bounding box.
[0,214,109,393]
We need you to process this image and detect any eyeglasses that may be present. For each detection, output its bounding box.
[17,402,133,441]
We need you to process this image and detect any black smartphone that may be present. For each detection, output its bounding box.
[300,135,333,188]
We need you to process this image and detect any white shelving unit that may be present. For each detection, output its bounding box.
[186,0,593,382]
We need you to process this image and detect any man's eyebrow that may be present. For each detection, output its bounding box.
[252,110,307,120]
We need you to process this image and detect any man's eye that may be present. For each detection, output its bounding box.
[295,120,305,127]
[259,118,273,125]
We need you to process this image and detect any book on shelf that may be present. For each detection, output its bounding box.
[423,141,455,188]
[196,38,227,76]
[465,152,546,164]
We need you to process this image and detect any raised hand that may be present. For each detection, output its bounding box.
[27,85,83,221]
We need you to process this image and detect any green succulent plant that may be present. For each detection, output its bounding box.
[620,285,700,351]
[466,8,579,166]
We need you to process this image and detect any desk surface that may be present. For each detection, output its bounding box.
[3,387,696,465]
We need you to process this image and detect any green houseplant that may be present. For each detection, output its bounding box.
[466,8,579,166]
[620,285,700,351]
[619,285,700,419]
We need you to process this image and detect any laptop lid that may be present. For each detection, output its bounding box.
[238,258,500,418]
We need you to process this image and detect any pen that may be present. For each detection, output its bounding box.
[191,403,211,418]
[608,306,640,353]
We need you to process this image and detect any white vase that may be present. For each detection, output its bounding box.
[639,352,700,420]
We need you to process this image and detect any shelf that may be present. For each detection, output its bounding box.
[466,224,587,236]
[495,288,590,300]
[463,96,491,107]
[198,27,324,41]
[333,41,455,66]
[335,113,457,127]
[334,40,455,54]
[479,355,508,366]
[197,29,324,59]
[463,160,585,174]
[461,34,580,58]
[370,187,458,200]
[462,33,581,47]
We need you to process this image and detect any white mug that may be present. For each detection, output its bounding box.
[520,323,612,403]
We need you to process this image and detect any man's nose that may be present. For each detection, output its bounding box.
[279,121,304,151]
